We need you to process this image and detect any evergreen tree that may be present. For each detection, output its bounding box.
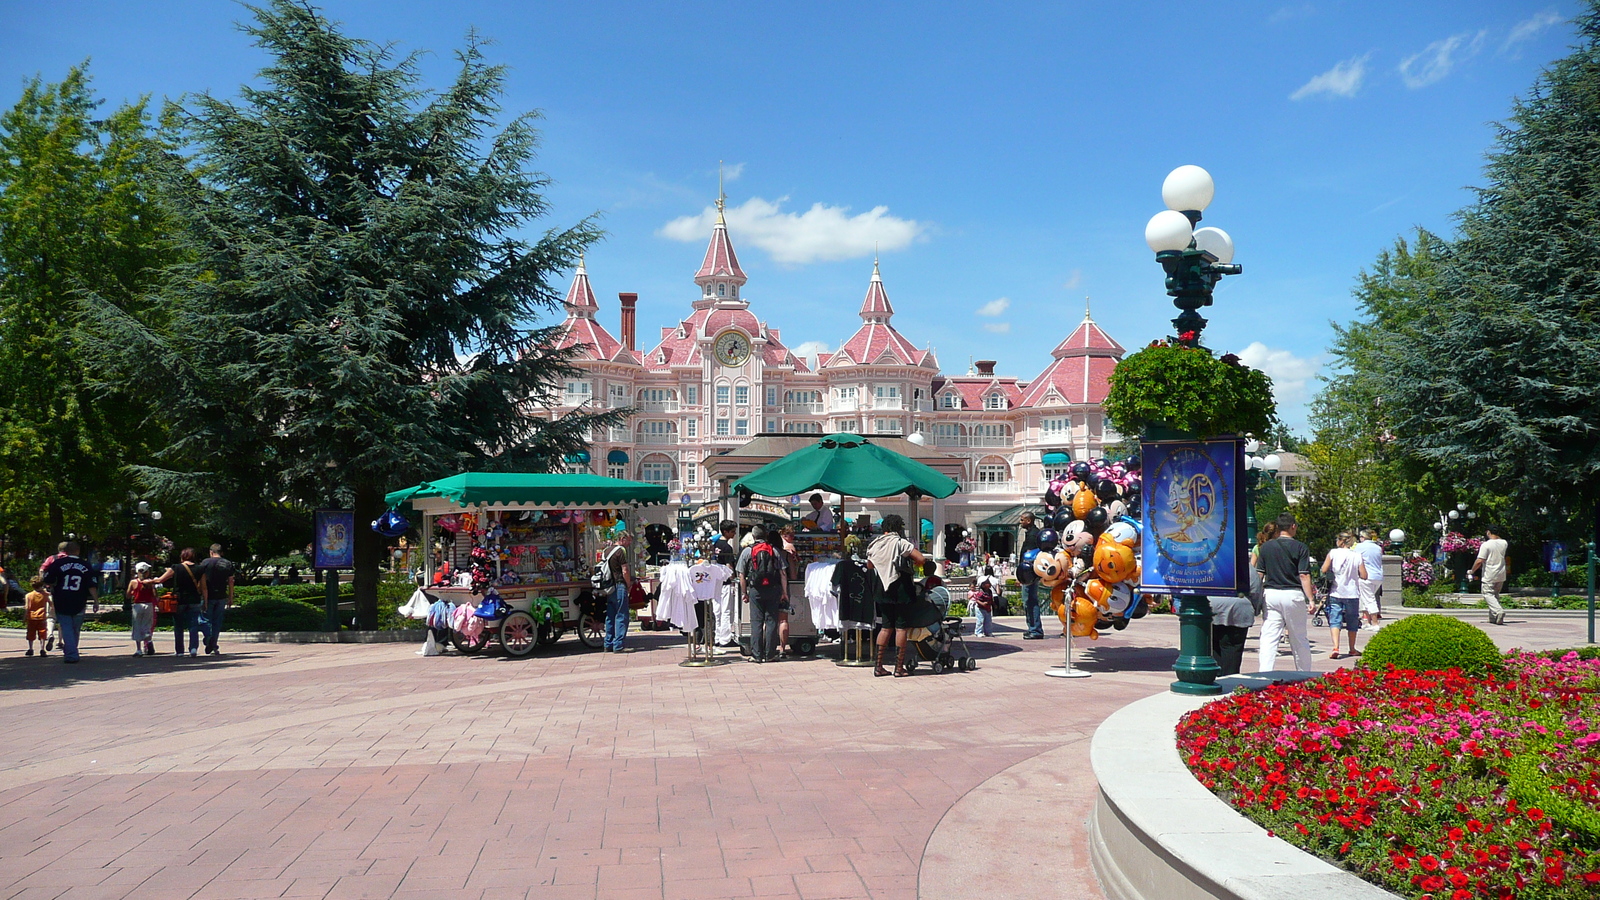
[86,2,619,626]
[0,65,176,548]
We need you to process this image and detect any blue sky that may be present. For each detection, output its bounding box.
[2,1,1580,432]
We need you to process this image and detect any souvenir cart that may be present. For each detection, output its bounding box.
[385,473,669,658]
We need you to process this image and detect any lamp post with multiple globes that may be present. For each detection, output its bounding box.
[1141,166,1246,695]
[1243,440,1282,549]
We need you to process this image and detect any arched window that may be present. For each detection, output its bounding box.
[639,455,675,486]
[985,392,1006,410]
[975,456,1010,485]
[941,392,960,409]
[717,284,725,297]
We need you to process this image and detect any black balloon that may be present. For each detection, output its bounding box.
[1083,506,1110,536]
[1050,508,1073,531]
[1037,528,1059,551]
[1096,478,1121,502]
[1072,461,1092,480]
[1043,489,1061,508]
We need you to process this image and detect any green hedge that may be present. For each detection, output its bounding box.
[1358,614,1503,676]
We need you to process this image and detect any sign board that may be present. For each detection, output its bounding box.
[1545,540,1568,574]
[313,509,356,569]
[1140,438,1247,595]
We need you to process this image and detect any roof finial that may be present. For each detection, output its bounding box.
[1084,295,1092,319]
[579,250,586,271]
[716,161,726,221]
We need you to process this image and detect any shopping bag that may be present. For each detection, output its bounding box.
[418,631,440,656]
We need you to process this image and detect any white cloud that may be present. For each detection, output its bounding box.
[722,162,745,181]
[1399,31,1486,89]
[981,322,1011,334]
[1063,269,1083,290]
[792,340,832,367]
[1236,342,1322,411]
[1503,9,1563,55]
[1290,53,1372,100]
[659,197,926,265]
[976,297,1010,317]
[1269,3,1315,24]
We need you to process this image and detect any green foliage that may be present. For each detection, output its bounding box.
[1104,344,1277,439]
[224,597,325,633]
[1357,614,1504,676]
[81,1,626,627]
[0,65,179,545]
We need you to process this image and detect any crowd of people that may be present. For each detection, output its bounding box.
[11,541,237,664]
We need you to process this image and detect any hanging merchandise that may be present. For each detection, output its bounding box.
[373,508,411,537]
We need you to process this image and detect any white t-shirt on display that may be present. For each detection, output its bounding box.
[687,563,733,601]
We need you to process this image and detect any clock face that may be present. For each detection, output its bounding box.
[714,330,752,366]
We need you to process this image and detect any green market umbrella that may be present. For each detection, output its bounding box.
[386,472,669,509]
[730,434,959,500]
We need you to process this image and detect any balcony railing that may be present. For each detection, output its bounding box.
[912,400,934,413]
[872,397,904,410]
[636,432,679,445]
[932,435,1014,449]
[830,398,861,412]
[784,402,824,415]
[637,400,680,413]
[961,480,1020,494]
[562,393,593,407]
[607,427,631,442]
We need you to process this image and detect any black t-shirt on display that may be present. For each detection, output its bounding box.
[195,556,235,599]
[1257,536,1311,591]
[713,537,736,567]
[42,555,95,617]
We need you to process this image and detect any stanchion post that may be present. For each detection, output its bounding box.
[1170,591,1221,695]
[323,568,340,632]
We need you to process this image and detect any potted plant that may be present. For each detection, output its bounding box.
[1103,336,1277,440]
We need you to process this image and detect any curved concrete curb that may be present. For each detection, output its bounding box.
[1089,689,1401,900]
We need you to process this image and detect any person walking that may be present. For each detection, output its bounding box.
[712,520,740,648]
[737,525,789,663]
[867,514,926,677]
[1255,514,1317,672]
[1469,525,1510,625]
[23,576,50,657]
[1320,532,1368,660]
[41,541,97,664]
[195,544,236,655]
[126,562,158,656]
[1354,529,1386,626]
[1017,511,1044,639]
[601,533,633,653]
[150,548,206,658]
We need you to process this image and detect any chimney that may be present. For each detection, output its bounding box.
[618,292,638,352]
[976,360,997,376]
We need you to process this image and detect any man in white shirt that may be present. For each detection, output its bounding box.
[1355,529,1386,626]
[805,493,836,532]
[1469,525,1510,626]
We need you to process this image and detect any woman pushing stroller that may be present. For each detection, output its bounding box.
[867,515,926,677]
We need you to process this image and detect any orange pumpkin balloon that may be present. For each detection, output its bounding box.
[1051,584,1069,623]
[1071,594,1100,639]
[1084,578,1111,611]
[1094,541,1137,584]
[1071,488,1098,519]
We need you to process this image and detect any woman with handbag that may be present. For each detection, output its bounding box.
[149,548,207,658]
[866,514,926,677]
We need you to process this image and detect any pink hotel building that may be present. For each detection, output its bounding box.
[544,201,1126,534]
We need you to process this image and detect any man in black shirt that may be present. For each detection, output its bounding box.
[1017,511,1044,639]
[712,520,739,647]
[1254,513,1316,672]
[41,541,98,664]
[195,544,236,656]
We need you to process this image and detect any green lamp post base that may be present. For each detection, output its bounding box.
[1170,591,1222,695]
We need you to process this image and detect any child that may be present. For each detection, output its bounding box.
[969,566,998,637]
[24,576,49,656]
[127,562,158,656]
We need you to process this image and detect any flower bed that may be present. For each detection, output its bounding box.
[1177,653,1600,899]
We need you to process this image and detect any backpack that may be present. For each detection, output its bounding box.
[590,546,622,592]
[749,542,784,589]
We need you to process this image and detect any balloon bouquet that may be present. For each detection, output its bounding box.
[1022,460,1146,640]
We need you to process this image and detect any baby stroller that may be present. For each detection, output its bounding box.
[905,616,976,674]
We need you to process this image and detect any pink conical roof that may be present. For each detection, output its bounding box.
[859,258,894,321]
[563,258,599,316]
[693,209,747,284]
[1051,304,1124,359]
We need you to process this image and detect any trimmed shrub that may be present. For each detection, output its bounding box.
[225,597,325,632]
[1357,614,1503,676]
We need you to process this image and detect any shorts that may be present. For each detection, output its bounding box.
[1357,578,1382,614]
[877,603,912,630]
[1326,595,1360,631]
[26,619,46,641]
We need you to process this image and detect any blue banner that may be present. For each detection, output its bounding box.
[313,509,356,569]
[1140,438,1247,595]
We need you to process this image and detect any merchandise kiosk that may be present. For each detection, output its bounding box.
[385,472,669,657]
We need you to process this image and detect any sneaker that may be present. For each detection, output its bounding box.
[25,649,33,657]
[45,637,54,651]
[134,648,144,657]
[189,650,198,658]
[145,643,155,656]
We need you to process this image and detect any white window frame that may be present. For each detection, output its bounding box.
[715,385,730,405]
[640,460,674,485]
[985,392,1005,410]
[976,462,1009,484]
[873,417,903,434]
[734,385,750,406]
[941,392,959,409]
[686,464,698,486]
[606,463,626,480]
[766,386,778,407]
[715,418,730,436]
[1041,416,1069,438]
[685,418,698,438]
[735,419,750,436]
[685,385,699,406]
[765,418,777,432]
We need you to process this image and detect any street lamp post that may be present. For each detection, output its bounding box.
[1143,165,1245,696]
[1243,440,1282,549]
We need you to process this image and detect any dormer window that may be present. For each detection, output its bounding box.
[941,393,959,409]
[986,392,1005,410]
[717,284,725,297]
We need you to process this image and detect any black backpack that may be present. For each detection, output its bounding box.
[749,542,784,589]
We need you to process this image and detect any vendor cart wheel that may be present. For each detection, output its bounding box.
[450,629,488,656]
[577,615,605,650]
[931,658,946,675]
[536,623,562,646]
[961,657,975,672]
[792,637,817,656]
[499,611,538,658]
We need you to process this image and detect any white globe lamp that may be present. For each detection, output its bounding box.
[907,432,926,446]
[1388,528,1406,543]
[1145,210,1193,253]
[1192,226,1234,264]
[1162,165,1215,212]
[1448,509,1460,520]
[1262,453,1282,473]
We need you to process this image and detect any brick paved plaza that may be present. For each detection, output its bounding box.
[0,611,1588,900]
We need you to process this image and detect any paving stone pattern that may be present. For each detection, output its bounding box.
[0,609,1584,900]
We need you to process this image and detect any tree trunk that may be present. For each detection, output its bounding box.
[352,483,383,630]
[48,500,64,548]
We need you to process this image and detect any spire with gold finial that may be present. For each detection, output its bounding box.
[694,161,746,304]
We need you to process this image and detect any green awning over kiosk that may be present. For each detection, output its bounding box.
[975,504,1035,529]
[386,472,668,509]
